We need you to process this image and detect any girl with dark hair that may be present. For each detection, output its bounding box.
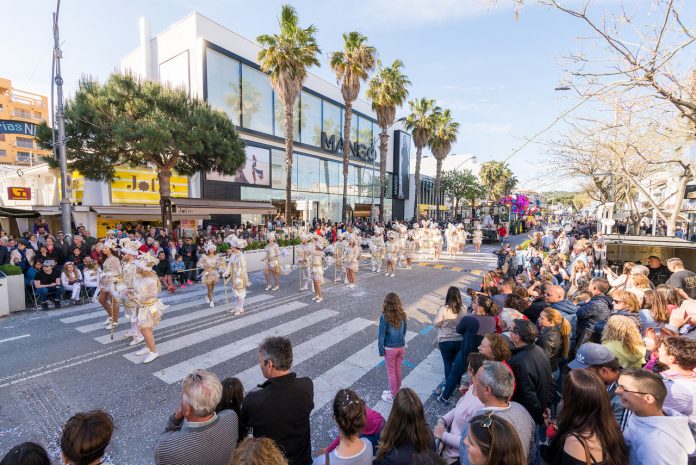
[60,409,114,465]
[0,442,50,465]
[656,284,682,312]
[378,293,408,404]
[544,369,628,465]
[374,388,434,465]
[216,377,245,442]
[433,287,466,395]
[643,326,679,372]
[464,412,526,465]
[313,389,374,465]
[437,295,499,405]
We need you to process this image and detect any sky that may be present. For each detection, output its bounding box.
[2,0,694,192]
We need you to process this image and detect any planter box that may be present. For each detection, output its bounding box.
[245,246,296,273]
[7,274,25,312]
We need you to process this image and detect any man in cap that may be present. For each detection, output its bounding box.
[33,260,63,310]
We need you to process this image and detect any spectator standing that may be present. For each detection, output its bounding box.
[667,258,696,300]
[60,410,113,465]
[241,337,314,465]
[378,292,408,404]
[538,307,571,386]
[154,369,239,465]
[576,277,613,348]
[0,238,9,265]
[373,388,434,465]
[601,315,646,369]
[568,343,626,424]
[463,412,526,465]
[433,287,465,393]
[648,256,672,287]
[658,337,696,425]
[639,290,670,335]
[508,319,553,426]
[545,286,579,343]
[618,368,696,465]
[543,369,628,465]
[0,442,50,465]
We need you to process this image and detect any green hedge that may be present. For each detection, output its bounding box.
[0,264,22,276]
[244,238,301,251]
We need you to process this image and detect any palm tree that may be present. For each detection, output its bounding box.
[404,98,441,220]
[479,160,516,201]
[428,109,459,220]
[257,5,320,224]
[330,32,377,223]
[366,60,410,222]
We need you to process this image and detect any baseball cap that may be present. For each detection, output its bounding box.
[568,343,615,369]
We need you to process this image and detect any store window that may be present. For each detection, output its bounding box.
[206,48,241,125]
[300,91,322,146]
[16,137,33,149]
[322,159,341,195]
[322,101,342,142]
[241,65,273,135]
[0,149,6,157]
[271,149,297,191]
[273,94,299,141]
[357,115,373,146]
[296,154,320,192]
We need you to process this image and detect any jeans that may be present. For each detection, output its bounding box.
[37,286,63,303]
[442,350,467,400]
[438,340,461,382]
[184,261,195,282]
[385,347,405,396]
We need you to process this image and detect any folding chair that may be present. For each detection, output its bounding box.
[25,282,41,311]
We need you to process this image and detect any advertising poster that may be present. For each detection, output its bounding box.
[207,145,271,186]
[392,130,411,200]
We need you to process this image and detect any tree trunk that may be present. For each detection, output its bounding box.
[342,102,352,224]
[435,158,442,221]
[454,197,459,220]
[668,174,690,236]
[284,102,294,228]
[157,169,173,233]
[378,129,388,223]
[413,146,423,221]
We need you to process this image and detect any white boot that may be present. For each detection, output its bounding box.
[205,295,210,304]
[209,300,215,308]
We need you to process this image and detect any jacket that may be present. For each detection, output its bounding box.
[0,246,8,266]
[623,408,696,465]
[373,434,435,465]
[240,373,314,465]
[602,340,645,369]
[576,294,613,336]
[378,315,407,357]
[508,343,553,425]
[433,305,464,343]
[180,243,198,262]
[536,326,562,371]
[550,299,578,344]
[662,370,696,424]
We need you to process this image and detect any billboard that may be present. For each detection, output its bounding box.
[392,130,411,200]
[207,145,271,186]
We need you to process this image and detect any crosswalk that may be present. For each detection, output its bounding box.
[50,253,499,423]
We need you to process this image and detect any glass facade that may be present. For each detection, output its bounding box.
[204,45,394,222]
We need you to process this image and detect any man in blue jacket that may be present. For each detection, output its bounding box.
[545,285,578,349]
[576,277,612,349]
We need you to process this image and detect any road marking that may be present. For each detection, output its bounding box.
[153,308,336,384]
[371,349,444,418]
[124,301,308,363]
[93,294,274,344]
[0,334,30,344]
[450,267,463,272]
[311,331,417,413]
[235,317,374,391]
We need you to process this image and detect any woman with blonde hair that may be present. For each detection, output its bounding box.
[601,315,646,368]
[608,289,642,330]
[628,273,651,304]
[568,260,591,296]
[603,261,634,289]
[229,438,288,465]
[639,289,670,334]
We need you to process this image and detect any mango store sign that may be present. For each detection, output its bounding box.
[0,120,38,136]
[321,132,376,162]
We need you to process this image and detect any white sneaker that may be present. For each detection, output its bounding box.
[311,296,318,301]
[134,347,150,356]
[372,267,376,272]
[104,320,119,330]
[385,272,390,277]
[315,297,323,303]
[381,392,394,403]
[299,286,308,291]
[233,308,244,316]
[344,278,349,284]
[128,336,144,346]
[143,352,159,364]
[104,317,112,325]
[209,301,215,308]
[334,278,341,282]
[377,268,381,273]
[265,286,272,291]
[391,274,395,277]
[272,286,279,291]
[205,296,210,304]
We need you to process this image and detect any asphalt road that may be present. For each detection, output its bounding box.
[0,237,523,464]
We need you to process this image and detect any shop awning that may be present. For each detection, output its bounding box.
[89,206,210,220]
[172,198,277,215]
[0,205,61,218]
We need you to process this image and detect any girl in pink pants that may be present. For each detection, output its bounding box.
[377,292,408,403]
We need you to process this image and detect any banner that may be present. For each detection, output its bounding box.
[207,145,270,186]
[0,120,37,136]
[392,130,411,200]
[71,167,189,204]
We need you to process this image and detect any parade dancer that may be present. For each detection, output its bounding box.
[404,231,417,270]
[397,224,408,268]
[224,236,250,316]
[310,233,327,303]
[457,223,468,254]
[130,252,166,364]
[119,239,142,345]
[333,232,347,283]
[473,224,483,253]
[431,224,443,261]
[446,224,458,257]
[420,221,432,260]
[98,239,122,330]
[197,241,224,307]
[385,231,398,277]
[345,233,360,288]
[412,223,421,253]
[297,234,313,292]
[369,226,385,273]
[263,232,281,291]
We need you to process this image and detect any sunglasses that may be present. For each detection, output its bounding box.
[616,384,652,395]
[478,410,495,429]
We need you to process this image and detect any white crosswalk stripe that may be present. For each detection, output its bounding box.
[153,308,337,384]
[310,331,418,413]
[235,317,374,391]
[93,294,274,344]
